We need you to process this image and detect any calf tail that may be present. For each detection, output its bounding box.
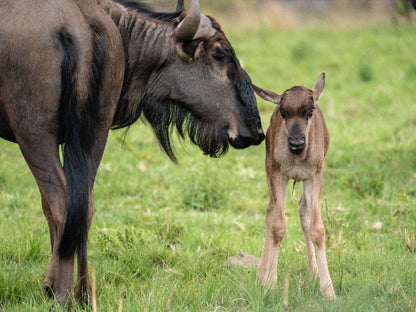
[57,28,108,259]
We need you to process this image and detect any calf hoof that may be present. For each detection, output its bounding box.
[308,267,318,281]
[256,264,278,287]
[321,283,336,301]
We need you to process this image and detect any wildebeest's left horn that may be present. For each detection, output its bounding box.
[176,0,185,12]
[175,0,201,41]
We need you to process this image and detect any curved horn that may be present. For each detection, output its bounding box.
[193,15,216,40]
[176,0,185,12]
[175,0,201,41]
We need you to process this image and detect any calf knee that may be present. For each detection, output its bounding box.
[311,226,325,248]
[271,224,287,246]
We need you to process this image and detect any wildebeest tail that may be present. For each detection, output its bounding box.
[57,28,108,259]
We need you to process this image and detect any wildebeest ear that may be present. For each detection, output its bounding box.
[313,72,325,102]
[252,84,281,105]
[176,40,203,62]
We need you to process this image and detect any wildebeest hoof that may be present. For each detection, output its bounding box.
[48,300,69,312]
[43,282,54,298]
[75,282,92,306]
[77,292,92,308]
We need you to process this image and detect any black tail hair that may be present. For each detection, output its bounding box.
[58,28,108,259]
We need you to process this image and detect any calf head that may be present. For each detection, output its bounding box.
[253,73,325,155]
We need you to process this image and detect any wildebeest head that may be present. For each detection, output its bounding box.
[253,73,325,155]
[131,0,265,161]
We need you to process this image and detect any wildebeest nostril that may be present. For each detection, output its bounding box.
[257,124,265,135]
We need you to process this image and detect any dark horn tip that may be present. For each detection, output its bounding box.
[174,0,201,41]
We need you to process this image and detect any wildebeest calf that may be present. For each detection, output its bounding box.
[253,73,335,299]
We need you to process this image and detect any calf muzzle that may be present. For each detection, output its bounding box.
[288,135,306,154]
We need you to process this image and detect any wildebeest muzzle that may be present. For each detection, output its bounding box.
[229,118,265,149]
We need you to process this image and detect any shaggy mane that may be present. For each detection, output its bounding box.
[114,0,182,21]
[140,95,229,162]
[110,0,231,161]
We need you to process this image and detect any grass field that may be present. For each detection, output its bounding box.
[1,21,416,311]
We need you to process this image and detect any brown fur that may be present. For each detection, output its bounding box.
[253,73,335,300]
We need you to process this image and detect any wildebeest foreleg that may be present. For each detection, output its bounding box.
[257,173,289,285]
[301,177,335,300]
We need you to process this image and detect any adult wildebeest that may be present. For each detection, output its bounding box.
[0,0,265,306]
[253,73,335,300]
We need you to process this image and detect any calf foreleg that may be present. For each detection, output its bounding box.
[257,173,288,285]
[301,176,335,300]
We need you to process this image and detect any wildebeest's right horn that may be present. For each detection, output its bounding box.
[193,15,216,40]
[175,0,201,41]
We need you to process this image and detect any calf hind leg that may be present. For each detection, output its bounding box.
[301,178,335,300]
[311,210,335,299]
[299,193,318,280]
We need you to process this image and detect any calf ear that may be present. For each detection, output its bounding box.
[252,84,281,105]
[313,73,325,102]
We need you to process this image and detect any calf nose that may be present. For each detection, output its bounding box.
[288,135,305,146]
[288,135,306,154]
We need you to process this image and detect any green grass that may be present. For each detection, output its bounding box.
[1,24,416,311]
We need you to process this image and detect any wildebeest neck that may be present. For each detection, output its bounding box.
[100,0,177,129]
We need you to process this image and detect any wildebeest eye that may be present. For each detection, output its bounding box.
[213,47,226,60]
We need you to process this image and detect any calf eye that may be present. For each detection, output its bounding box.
[306,107,314,119]
[280,108,289,119]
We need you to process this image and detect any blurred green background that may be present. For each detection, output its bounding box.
[1,0,415,311]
